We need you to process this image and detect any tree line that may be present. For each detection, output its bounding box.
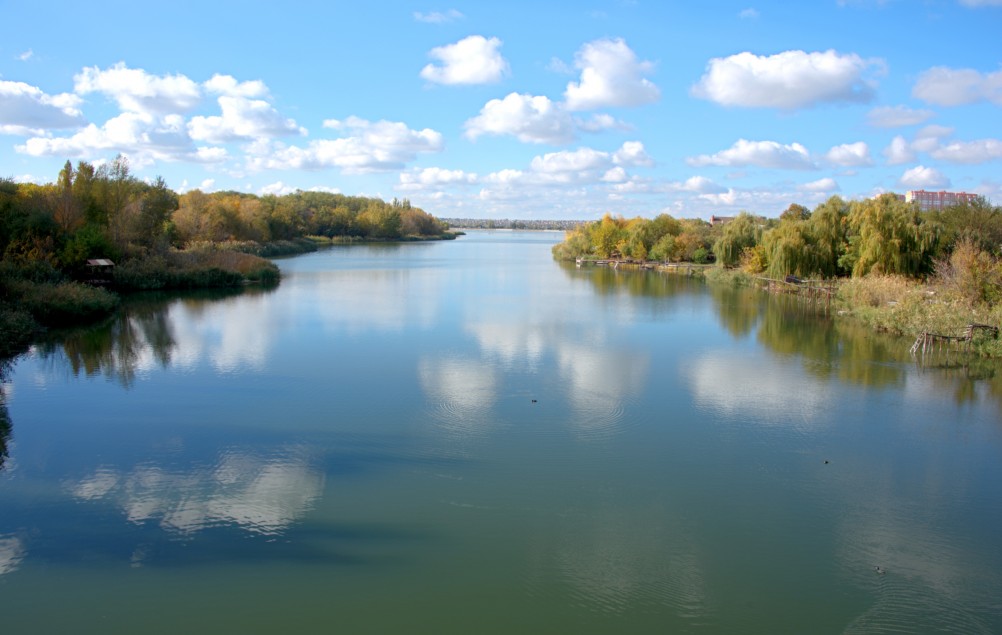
[554,193,1002,280]
[1,155,451,276]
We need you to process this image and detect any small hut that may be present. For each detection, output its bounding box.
[85,258,115,284]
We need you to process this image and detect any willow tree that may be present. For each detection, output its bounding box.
[842,193,938,277]
[761,220,817,278]
[712,212,762,267]
[809,195,849,277]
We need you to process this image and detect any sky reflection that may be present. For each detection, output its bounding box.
[65,448,324,537]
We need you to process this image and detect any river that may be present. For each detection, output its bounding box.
[1,230,1001,633]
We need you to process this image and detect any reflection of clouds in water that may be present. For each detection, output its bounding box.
[418,357,498,436]
[556,342,648,436]
[287,270,441,335]
[687,350,832,425]
[66,448,324,536]
[0,535,26,576]
[466,323,545,369]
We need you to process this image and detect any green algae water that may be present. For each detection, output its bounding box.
[2,230,1001,634]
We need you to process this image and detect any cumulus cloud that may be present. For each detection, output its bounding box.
[900,165,950,189]
[931,138,1002,164]
[878,126,1002,166]
[670,176,727,194]
[188,95,305,143]
[686,139,816,169]
[0,80,84,135]
[464,92,576,144]
[576,113,632,133]
[691,49,879,109]
[883,135,915,165]
[413,9,464,23]
[825,141,872,166]
[564,38,660,111]
[612,140,654,166]
[866,105,934,128]
[260,181,297,196]
[74,62,202,115]
[203,74,269,98]
[912,66,1002,106]
[16,111,221,166]
[799,177,840,192]
[399,167,478,190]
[249,116,443,173]
[420,35,509,85]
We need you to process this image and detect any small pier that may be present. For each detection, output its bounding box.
[910,323,999,356]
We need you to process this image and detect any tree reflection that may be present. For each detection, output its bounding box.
[558,262,705,299]
[34,287,261,388]
[0,359,11,472]
[708,284,763,338]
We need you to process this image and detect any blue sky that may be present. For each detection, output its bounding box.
[1,0,1001,220]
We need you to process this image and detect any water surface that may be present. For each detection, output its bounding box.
[2,230,1001,633]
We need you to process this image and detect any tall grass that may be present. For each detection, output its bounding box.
[113,249,279,290]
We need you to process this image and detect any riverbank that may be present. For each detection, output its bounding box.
[0,245,282,359]
[701,267,1002,358]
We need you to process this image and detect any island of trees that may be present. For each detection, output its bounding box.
[553,194,1002,356]
[0,156,453,358]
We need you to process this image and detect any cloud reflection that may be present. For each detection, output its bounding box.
[66,448,324,536]
[0,535,26,576]
[687,350,833,426]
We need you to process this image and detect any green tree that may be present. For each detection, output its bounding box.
[713,213,762,267]
[842,193,938,277]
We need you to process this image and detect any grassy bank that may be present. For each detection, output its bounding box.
[703,266,1002,358]
[0,246,281,359]
[112,248,280,290]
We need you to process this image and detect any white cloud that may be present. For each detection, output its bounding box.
[601,167,628,183]
[739,8,760,18]
[825,141,872,166]
[564,38,660,111]
[931,138,1002,164]
[420,35,509,85]
[15,111,217,167]
[250,116,443,173]
[913,66,1002,106]
[883,135,915,165]
[464,92,576,144]
[866,105,934,128]
[576,113,631,133]
[74,62,202,115]
[531,146,611,175]
[686,139,816,169]
[203,74,269,98]
[399,167,478,190]
[670,176,727,194]
[188,95,305,143]
[0,80,84,134]
[413,9,464,23]
[691,49,879,109]
[16,49,33,62]
[799,177,840,192]
[899,165,950,189]
[260,181,297,196]
[612,140,653,166]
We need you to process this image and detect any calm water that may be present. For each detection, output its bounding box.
[2,230,1001,634]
